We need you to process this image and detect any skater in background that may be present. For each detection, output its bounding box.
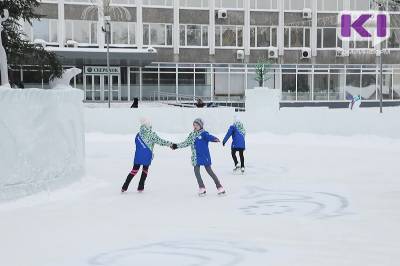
[222,116,246,173]
[121,118,173,193]
[171,118,226,196]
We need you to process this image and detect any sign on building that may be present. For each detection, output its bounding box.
[85,66,121,75]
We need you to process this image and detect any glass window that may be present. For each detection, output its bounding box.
[143,0,172,7]
[215,25,243,47]
[387,29,400,49]
[111,22,135,45]
[317,27,338,48]
[143,23,173,46]
[284,27,311,48]
[215,0,244,9]
[250,0,278,9]
[180,24,208,47]
[64,20,97,45]
[250,26,278,48]
[180,0,208,8]
[30,19,58,43]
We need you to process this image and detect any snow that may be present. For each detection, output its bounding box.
[1,87,400,265]
[0,88,85,201]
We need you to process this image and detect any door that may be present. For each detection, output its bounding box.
[84,74,120,101]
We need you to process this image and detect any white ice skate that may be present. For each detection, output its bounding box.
[233,165,240,174]
[240,167,245,174]
[217,187,226,196]
[198,188,207,197]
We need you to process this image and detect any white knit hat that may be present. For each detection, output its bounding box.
[140,117,152,128]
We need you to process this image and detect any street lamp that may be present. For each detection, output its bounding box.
[378,3,384,114]
[102,16,111,108]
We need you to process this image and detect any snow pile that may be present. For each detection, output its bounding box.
[85,88,400,139]
[0,88,85,201]
[85,107,237,135]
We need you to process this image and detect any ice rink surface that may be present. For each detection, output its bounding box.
[1,131,400,266]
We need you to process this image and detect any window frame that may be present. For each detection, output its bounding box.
[143,23,173,47]
[284,26,311,49]
[250,26,278,48]
[179,24,209,48]
[215,25,244,48]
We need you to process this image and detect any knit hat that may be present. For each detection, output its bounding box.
[140,117,152,128]
[233,115,240,123]
[193,118,204,129]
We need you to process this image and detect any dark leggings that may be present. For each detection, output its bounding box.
[122,164,149,191]
[231,148,245,168]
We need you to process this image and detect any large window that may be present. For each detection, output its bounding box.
[250,26,277,47]
[215,0,244,9]
[24,19,58,44]
[386,29,400,49]
[143,23,173,46]
[111,22,135,45]
[350,0,370,10]
[180,24,208,47]
[284,0,312,10]
[250,0,278,10]
[317,0,344,11]
[180,0,208,8]
[65,20,97,45]
[215,25,243,47]
[284,27,311,48]
[142,0,172,7]
[317,27,341,48]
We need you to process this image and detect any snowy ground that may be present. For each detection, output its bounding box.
[1,131,400,266]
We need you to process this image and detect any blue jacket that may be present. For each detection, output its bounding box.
[223,123,246,149]
[133,125,172,166]
[177,130,218,166]
[133,134,153,166]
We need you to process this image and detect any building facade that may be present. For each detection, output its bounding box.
[11,0,400,105]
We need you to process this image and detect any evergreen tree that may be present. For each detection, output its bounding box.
[0,0,63,86]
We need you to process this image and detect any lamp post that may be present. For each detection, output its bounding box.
[103,16,111,108]
[378,3,384,114]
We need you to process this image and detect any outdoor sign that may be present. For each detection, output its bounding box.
[338,11,390,47]
[85,66,120,75]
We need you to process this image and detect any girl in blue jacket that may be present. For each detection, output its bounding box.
[222,116,246,173]
[121,119,173,193]
[173,118,225,196]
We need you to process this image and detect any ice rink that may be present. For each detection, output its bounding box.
[1,131,400,266]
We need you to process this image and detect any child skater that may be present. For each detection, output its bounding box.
[222,116,246,174]
[172,118,226,196]
[121,118,173,193]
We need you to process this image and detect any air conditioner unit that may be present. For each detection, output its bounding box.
[336,48,349,57]
[236,50,245,60]
[147,47,157,53]
[267,46,279,59]
[217,9,228,19]
[301,48,312,59]
[302,8,312,19]
[66,40,79,48]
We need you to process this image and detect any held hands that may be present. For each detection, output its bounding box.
[170,143,178,150]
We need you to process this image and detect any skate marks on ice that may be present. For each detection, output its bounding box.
[88,239,268,266]
[239,186,352,219]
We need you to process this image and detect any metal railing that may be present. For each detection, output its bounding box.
[150,91,246,108]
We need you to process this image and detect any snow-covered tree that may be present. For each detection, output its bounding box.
[0,0,63,87]
[255,60,273,88]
